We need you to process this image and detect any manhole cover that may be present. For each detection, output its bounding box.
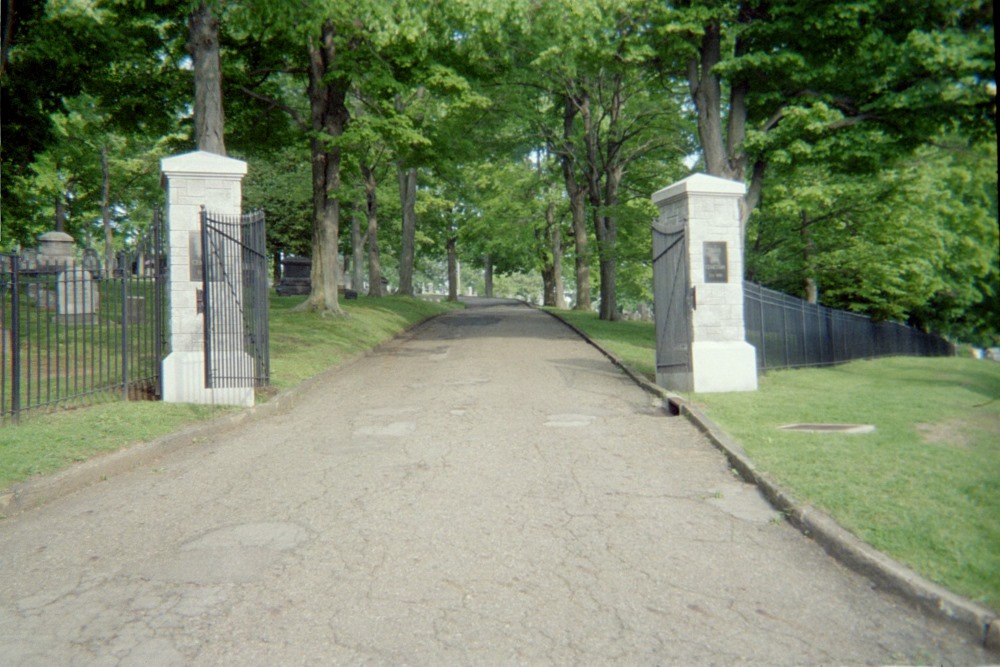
[778,423,875,434]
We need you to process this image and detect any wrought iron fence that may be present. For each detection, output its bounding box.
[1,216,167,423]
[744,281,953,372]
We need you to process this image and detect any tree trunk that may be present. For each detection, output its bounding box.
[362,165,383,297]
[688,19,763,242]
[298,20,350,315]
[688,24,728,180]
[397,163,417,296]
[560,94,590,311]
[551,211,564,308]
[54,193,66,233]
[101,145,113,273]
[595,207,620,321]
[581,82,621,322]
[540,200,564,308]
[483,254,494,297]
[801,209,818,304]
[446,233,458,302]
[348,204,363,293]
[188,2,226,155]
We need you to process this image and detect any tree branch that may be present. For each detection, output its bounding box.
[238,85,307,129]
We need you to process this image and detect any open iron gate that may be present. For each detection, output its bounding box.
[200,208,269,390]
[652,217,692,380]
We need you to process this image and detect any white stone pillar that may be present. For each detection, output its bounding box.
[160,150,253,406]
[651,174,758,393]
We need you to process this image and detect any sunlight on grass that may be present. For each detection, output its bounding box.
[692,357,1000,610]
[0,402,231,490]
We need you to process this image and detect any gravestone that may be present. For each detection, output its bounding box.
[56,267,99,324]
[275,255,311,296]
[25,284,56,310]
[19,248,39,271]
[81,248,102,279]
[37,231,75,272]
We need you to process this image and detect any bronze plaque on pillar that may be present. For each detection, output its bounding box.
[703,241,728,283]
[189,232,203,282]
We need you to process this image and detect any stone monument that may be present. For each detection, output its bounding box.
[275,255,311,296]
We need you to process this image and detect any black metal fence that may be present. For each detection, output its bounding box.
[1,217,167,423]
[744,281,953,372]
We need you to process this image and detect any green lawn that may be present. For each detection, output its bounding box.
[0,294,459,492]
[550,309,1000,612]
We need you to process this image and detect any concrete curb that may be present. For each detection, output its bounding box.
[540,306,999,652]
[0,311,447,518]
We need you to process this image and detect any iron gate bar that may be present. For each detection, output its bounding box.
[200,208,269,391]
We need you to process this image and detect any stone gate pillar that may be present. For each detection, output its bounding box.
[160,150,252,406]
[651,174,757,393]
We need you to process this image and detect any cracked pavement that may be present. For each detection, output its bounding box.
[0,298,994,665]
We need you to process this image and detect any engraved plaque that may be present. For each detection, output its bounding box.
[189,232,203,282]
[703,241,728,283]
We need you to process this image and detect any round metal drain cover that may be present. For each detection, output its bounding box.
[778,423,875,434]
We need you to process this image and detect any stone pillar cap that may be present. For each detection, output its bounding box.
[38,231,76,259]
[160,150,248,181]
[38,231,75,243]
[652,173,746,206]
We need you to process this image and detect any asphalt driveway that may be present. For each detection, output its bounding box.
[0,298,993,665]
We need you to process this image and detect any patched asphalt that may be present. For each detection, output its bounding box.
[0,298,995,665]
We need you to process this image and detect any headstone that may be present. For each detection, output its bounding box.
[81,248,102,279]
[25,283,56,310]
[125,296,146,324]
[56,267,99,324]
[37,231,75,272]
[275,255,311,296]
[20,248,39,272]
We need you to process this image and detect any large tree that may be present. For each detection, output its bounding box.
[2,0,189,247]
[671,0,995,235]
[188,1,226,154]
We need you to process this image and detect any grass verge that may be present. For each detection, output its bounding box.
[0,294,459,492]
[549,308,1000,612]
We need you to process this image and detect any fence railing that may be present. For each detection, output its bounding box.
[1,223,167,423]
[744,281,953,372]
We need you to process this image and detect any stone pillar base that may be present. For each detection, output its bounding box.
[691,341,758,393]
[162,351,254,407]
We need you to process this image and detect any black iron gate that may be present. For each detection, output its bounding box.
[652,218,692,381]
[200,208,269,390]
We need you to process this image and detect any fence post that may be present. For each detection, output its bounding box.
[756,283,767,371]
[10,255,21,421]
[121,271,129,400]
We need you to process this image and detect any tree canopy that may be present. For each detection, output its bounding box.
[2,0,996,342]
